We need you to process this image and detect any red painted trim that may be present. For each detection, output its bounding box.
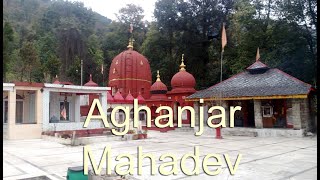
[13,81,44,87]
[60,81,74,85]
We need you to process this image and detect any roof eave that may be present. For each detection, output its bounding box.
[185,94,309,101]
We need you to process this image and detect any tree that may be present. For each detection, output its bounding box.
[19,41,40,82]
[116,4,145,28]
[3,21,14,81]
[276,0,317,83]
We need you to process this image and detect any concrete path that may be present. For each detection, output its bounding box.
[3,131,317,180]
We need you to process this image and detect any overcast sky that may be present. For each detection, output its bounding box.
[70,0,157,21]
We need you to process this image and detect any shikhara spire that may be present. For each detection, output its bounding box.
[179,54,186,71]
[156,70,161,82]
[127,23,134,50]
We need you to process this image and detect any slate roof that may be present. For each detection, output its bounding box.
[187,61,312,100]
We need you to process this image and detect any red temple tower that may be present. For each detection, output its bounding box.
[108,38,152,99]
[167,54,196,125]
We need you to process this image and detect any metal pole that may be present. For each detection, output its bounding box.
[220,50,224,83]
[81,59,83,86]
[216,49,224,139]
[219,49,224,104]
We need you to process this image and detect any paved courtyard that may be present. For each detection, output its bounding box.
[3,131,317,180]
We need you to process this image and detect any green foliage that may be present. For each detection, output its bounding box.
[19,41,41,82]
[3,0,317,90]
[3,21,14,81]
[67,56,81,85]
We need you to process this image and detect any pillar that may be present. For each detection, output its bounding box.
[222,101,230,127]
[35,89,43,125]
[7,89,16,139]
[204,104,208,126]
[194,102,199,126]
[42,90,50,131]
[254,99,263,128]
[100,92,107,128]
[292,99,302,130]
[74,94,81,122]
[300,98,311,131]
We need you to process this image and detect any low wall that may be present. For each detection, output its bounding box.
[194,127,305,138]
[7,123,43,140]
[42,134,120,146]
[44,121,104,131]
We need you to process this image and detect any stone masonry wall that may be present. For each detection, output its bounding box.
[300,98,312,132]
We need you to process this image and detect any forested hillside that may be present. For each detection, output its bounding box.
[3,0,317,89]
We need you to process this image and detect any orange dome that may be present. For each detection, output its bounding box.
[150,70,168,93]
[84,74,98,87]
[108,48,152,99]
[53,75,60,84]
[171,71,196,89]
[170,54,196,93]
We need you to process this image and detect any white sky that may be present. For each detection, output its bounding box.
[69,0,157,21]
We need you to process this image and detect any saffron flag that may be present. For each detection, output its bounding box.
[256,47,260,61]
[61,106,67,120]
[221,23,227,51]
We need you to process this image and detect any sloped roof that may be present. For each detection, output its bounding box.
[187,61,312,101]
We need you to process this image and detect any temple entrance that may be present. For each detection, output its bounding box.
[173,102,180,124]
[230,100,254,127]
[247,100,255,127]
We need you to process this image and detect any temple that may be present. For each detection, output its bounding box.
[2,37,317,140]
[187,48,317,134]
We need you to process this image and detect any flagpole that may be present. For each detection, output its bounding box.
[219,22,226,105]
[102,64,105,86]
[219,49,224,106]
[102,68,104,86]
[220,49,224,83]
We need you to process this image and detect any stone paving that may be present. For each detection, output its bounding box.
[3,131,317,180]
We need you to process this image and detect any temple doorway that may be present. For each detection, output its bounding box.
[247,100,255,127]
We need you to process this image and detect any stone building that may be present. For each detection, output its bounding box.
[187,50,317,136]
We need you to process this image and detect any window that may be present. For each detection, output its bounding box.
[60,101,70,121]
[262,106,273,117]
[119,113,124,122]
[16,101,23,123]
[107,108,113,122]
[139,111,146,121]
[130,109,134,119]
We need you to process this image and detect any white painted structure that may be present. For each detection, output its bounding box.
[42,83,110,132]
[3,82,110,139]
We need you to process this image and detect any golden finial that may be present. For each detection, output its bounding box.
[256,47,260,61]
[156,70,161,82]
[179,54,186,71]
[127,37,135,50]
